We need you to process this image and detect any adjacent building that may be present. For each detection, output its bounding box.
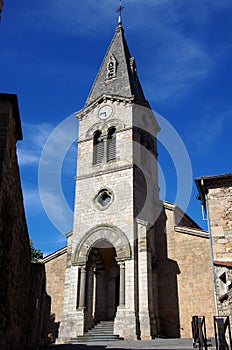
[0,93,50,349]
[195,174,232,321]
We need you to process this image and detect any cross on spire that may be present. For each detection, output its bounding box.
[117,0,125,25]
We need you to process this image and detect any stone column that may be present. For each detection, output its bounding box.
[79,266,86,308]
[92,267,96,320]
[137,219,154,340]
[119,261,125,306]
[103,135,108,162]
[74,265,87,336]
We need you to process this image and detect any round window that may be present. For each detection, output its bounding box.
[95,188,114,210]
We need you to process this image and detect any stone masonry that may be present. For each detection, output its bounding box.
[43,247,67,341]
[0,93,50,349]
[196,174,232,322]
[156,203,215,338]
[45,22,217,343]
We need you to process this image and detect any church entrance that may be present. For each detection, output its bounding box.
[84,240,120,329]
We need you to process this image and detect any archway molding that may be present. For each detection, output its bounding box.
[86,119,124,139]
[72,224,131,265]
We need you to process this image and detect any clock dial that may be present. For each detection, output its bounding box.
[98,105,113,120]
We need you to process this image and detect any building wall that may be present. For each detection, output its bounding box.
[207,184,232,261]
[214,265,232,317]
[156,204,215,338]
[207,181,232,318]
[44,249,67,322]
[0,94,50,349]
[47,202,216,340]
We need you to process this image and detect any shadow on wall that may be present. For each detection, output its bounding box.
[48,313,60,344]
[155,207,181,338]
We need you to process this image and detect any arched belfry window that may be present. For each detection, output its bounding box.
[107,127,116,161]
[93,130,104,164]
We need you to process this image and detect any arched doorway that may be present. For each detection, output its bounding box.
[84,240,120,329]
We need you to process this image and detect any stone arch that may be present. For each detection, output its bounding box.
[72,224,131,265]
[86,119,124,140]
[102,119,124,135]
[86,122,103,140]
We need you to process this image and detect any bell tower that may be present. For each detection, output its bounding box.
[58,19,161,342]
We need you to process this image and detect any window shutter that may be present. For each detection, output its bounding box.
[93,131,104,165]
[107,138,116,161]
[95,142,104,164]
[107,127,116,161]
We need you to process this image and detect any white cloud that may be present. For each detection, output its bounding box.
[18,152,40,166]
[17,122,54,166]
[23,188,42,213]
[144,30,213,102]
[14,1,230,103]
[188,110,231,155]
[40,191,73,234]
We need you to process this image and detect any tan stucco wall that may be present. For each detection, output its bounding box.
[157,205,215,338]
[44,251,67,322]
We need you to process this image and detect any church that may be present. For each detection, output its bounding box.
[43,17,216,342]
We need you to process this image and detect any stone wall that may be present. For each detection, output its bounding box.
[204,176,232,320]
[47,201,217,340]
[214,264,232,318]
[155,203,215,338]
[207,182,232,262]
[30,263,51,348]
[43,247,67,342]
[0,93,50,349]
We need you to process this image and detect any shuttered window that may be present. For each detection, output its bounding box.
[93,131,104,165]
[107,127,116,161]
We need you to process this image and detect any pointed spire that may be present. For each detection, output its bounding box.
[85,16,149,108]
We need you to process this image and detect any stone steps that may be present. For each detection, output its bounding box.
[69,320,124,342]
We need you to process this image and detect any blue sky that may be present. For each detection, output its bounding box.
[0,0,231,255]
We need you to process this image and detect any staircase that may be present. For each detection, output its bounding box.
[69,321,124,342]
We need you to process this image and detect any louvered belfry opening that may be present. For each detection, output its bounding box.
[93,130,104,164]
[107,127,116,161]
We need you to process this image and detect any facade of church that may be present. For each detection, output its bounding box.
[44,21,217,342]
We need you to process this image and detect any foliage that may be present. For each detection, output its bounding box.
[30,240,43,262]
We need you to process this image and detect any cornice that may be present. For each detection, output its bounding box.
[175,226,208,238]
[76,164,133,181]
[75,94,150,121]
[42,246,67,263]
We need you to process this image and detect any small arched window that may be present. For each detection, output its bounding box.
[93,130,104,164]
[107,127,116,161]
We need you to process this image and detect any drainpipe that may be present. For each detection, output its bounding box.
[201,179,219,316]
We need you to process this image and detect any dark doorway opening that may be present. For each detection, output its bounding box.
[85,240,120,330]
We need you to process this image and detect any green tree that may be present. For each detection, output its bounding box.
[30,240,43,262]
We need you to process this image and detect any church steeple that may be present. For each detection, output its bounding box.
[85,22,149,108]
[59,14,161,344]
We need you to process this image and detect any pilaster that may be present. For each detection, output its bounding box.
[57,264,81,342]
[114,259,139,340]
[137,219,155,340]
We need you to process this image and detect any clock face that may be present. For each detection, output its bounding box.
[98,105,113,120]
